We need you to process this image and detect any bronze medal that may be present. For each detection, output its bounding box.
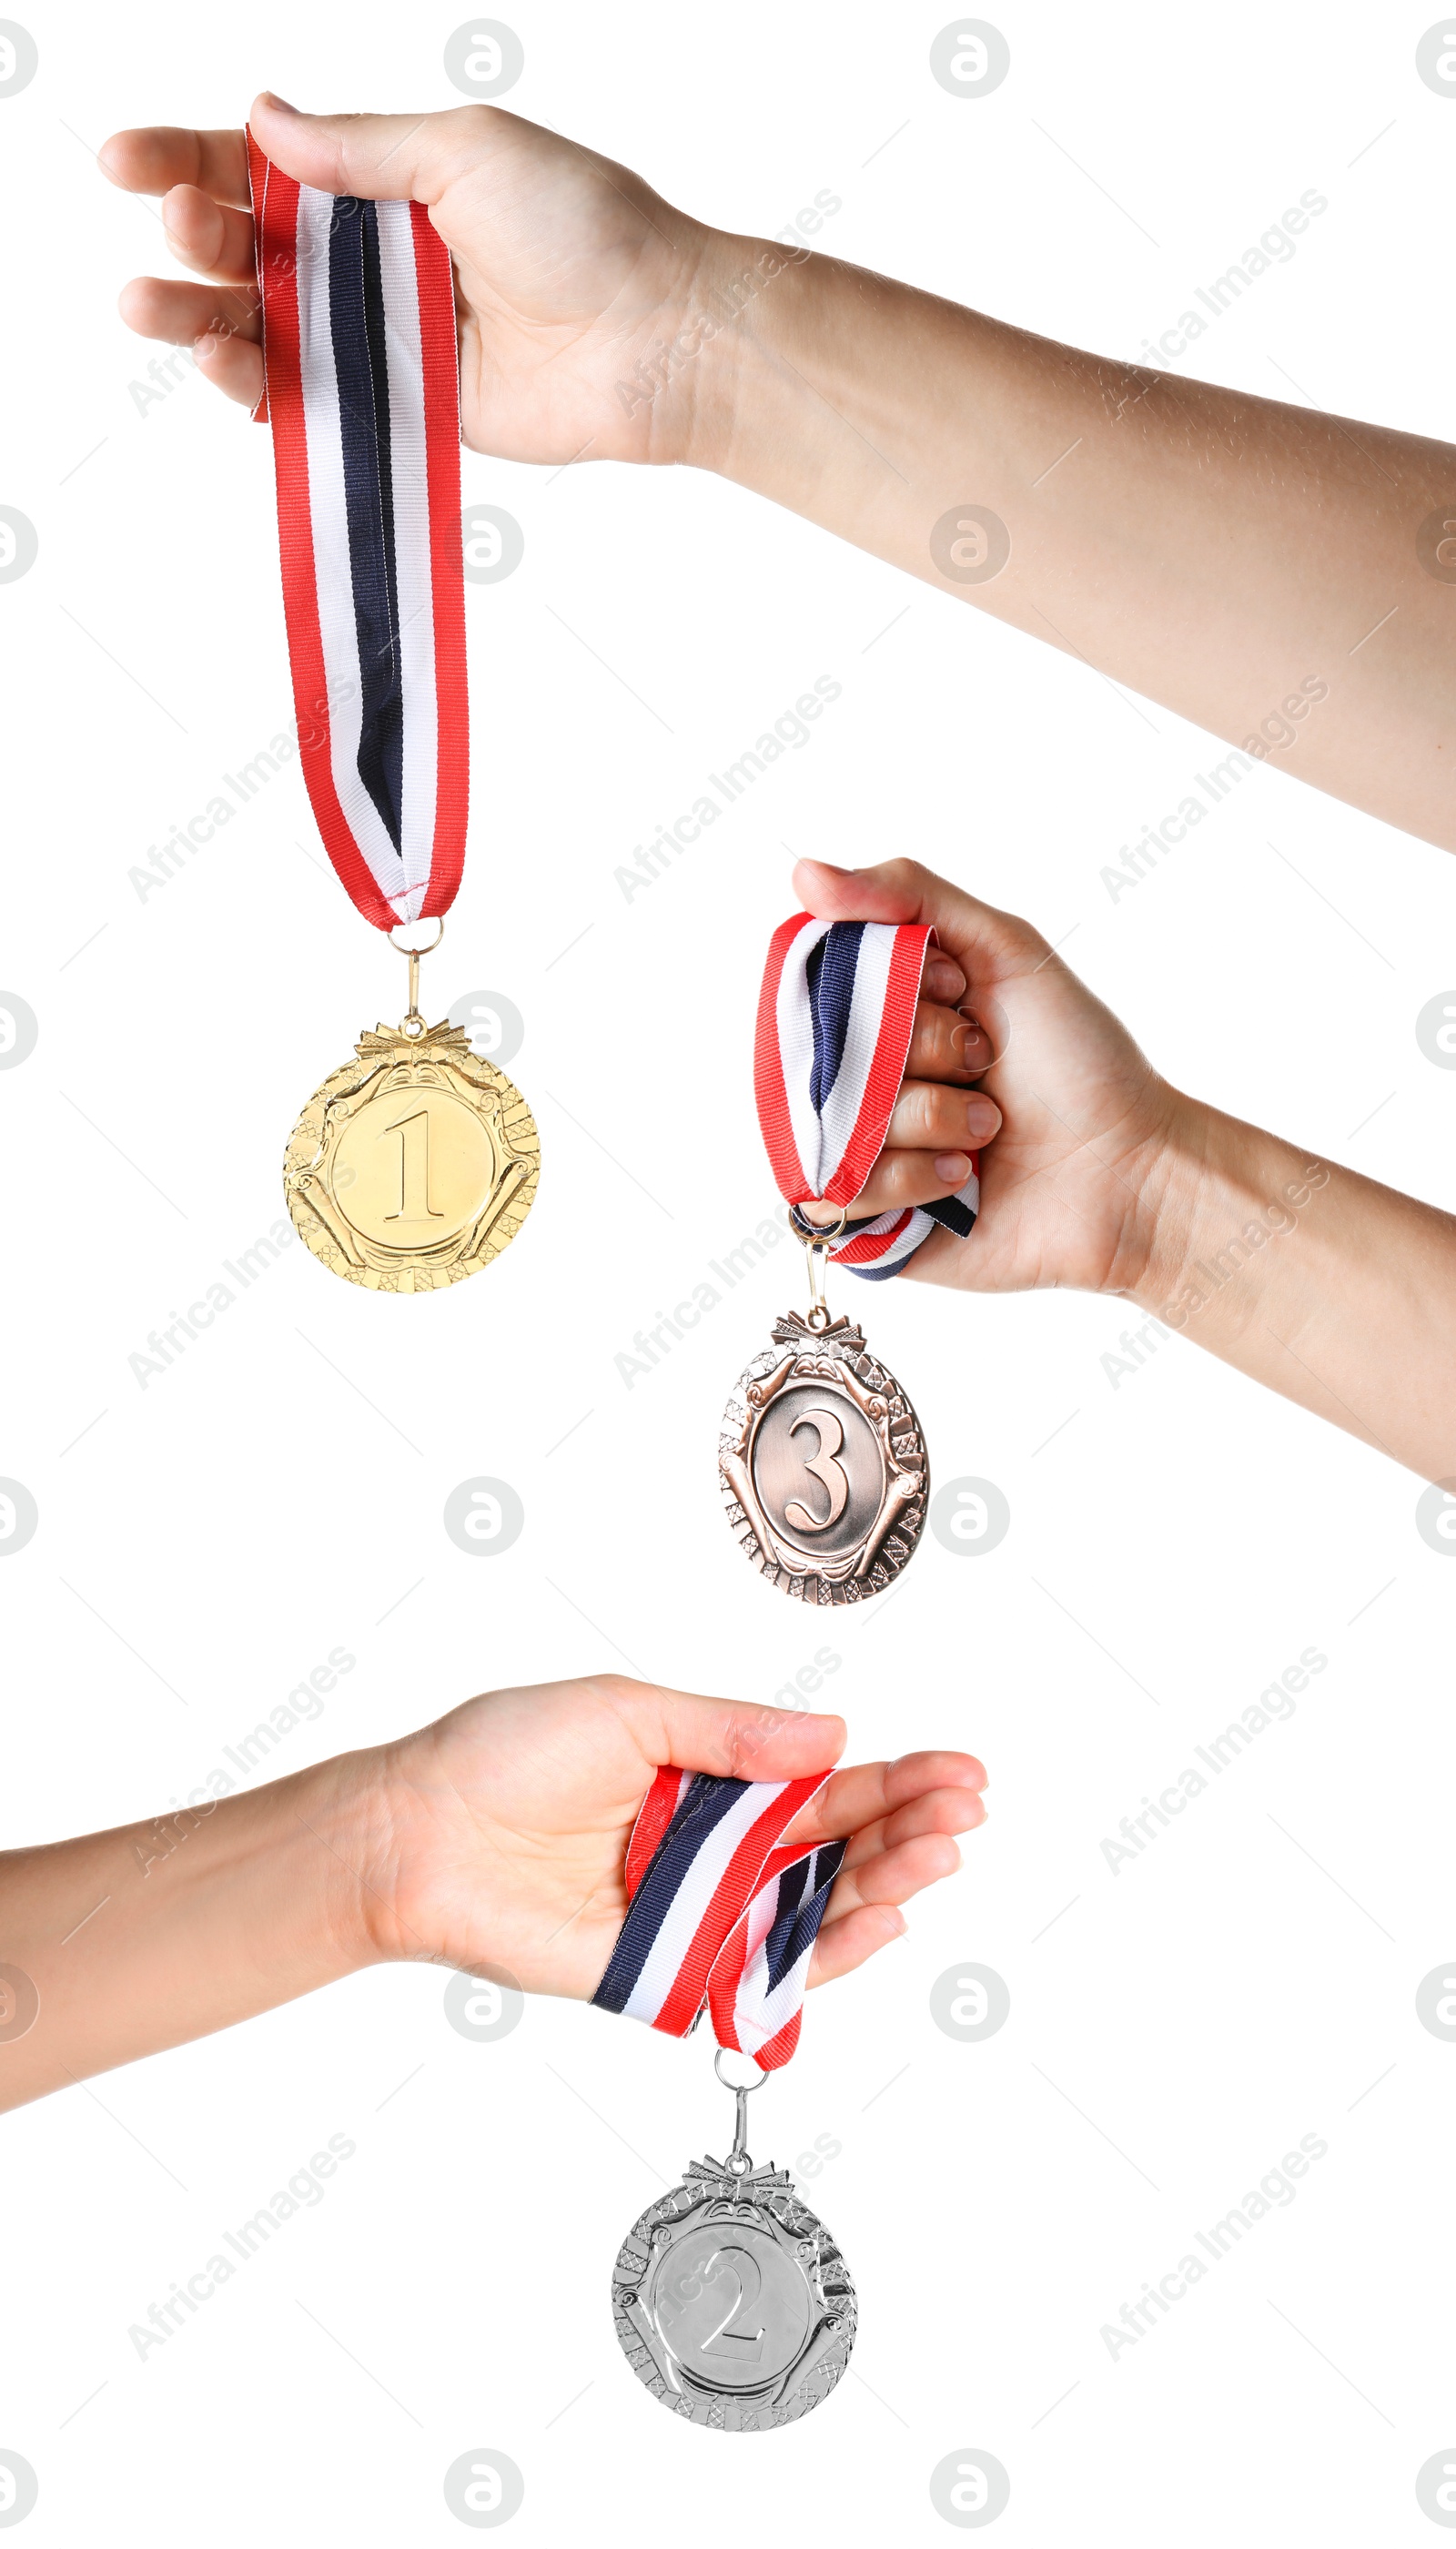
[719,1229,927,1602]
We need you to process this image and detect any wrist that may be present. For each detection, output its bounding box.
[643,228,813,474]
[1123,1096,1327,1339]
[1108,1092,1216,1310]
[1045,1080,1206,1306]
[341,1724,465,1971]
[292,1748,401,1974]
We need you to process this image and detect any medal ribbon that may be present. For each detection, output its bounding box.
[755,915,980,1279]
[246,134,468,931]
[592,1770,845,2071]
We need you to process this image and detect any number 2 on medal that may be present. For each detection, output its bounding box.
[784,1405,849,1532]
[380,1106,443,1222]
[700,2245,765,2362]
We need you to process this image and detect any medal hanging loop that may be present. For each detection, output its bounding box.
[715,2045,769,2174]
[390,915,445,1041]
[794,1203,847,1331]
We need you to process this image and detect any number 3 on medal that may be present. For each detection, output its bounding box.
[784,1405,849,1532]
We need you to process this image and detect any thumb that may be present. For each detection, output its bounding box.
[792,855,1050,983]
[248,91,508,205]
[619,1685,846,1785]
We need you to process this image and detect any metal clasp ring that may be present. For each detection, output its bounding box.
[788,1201,848,1331]
[389,916,445,1038]
[715,2047,768,2172]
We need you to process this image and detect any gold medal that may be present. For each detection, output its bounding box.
[283,931,539,1293]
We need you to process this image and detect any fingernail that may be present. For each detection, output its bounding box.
[966,1095,1000,1137]
[887,1908,907,1937]
[259,91,298,113]
[935,1152,972,1182]
[194,332,218,359]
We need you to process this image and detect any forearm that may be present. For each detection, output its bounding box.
[0,1754,382,2111]
[688,235,1456,851]
[1131,1099,1456,1474]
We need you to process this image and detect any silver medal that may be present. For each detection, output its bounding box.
[611,2060,856,2430]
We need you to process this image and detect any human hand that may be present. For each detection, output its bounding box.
[360,1673,987,1999]
[794,856,1185,1298]
[101,95,735,464]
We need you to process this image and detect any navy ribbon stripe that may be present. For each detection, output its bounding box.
[592,1775,749,2017]
[329,197,405,855]
[806,922,865,1118]
[762,1843,844,1995]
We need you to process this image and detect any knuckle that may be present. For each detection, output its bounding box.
[592,1671,639,1711]
[939,1016,973,1072]
[725,1709,779,1775]
[899,1083,938,1141]
[875,855,924,898]
[882,1152,924,1201]
[925,1085,965,1140]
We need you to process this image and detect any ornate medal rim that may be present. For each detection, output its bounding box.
[283,1018,540,1291]
[719,1311,927,1603]
[612,2149,856,2431]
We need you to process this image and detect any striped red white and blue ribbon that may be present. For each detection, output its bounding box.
[592,1769,845,2071]
[755,915,980,1280]
[247,134,468,931]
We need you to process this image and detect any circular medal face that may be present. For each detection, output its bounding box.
[612,2150,855,2430]
[284,1020,539,1292]
[719,1311,927,1603]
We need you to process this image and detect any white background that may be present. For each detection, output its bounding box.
[3,2,1455,2541]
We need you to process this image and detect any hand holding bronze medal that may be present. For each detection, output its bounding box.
[248,136,538,1291]
[592,1767,857,2428]
[720,915,981,1600]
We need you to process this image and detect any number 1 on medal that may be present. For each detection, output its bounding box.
[381,1105,443,1223]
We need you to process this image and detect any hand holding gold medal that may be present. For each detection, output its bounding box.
[246,131,539,1290]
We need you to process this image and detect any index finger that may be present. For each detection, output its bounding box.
[787,1748,988,1846]
[100,125,251,207]
[794,855,1051,987]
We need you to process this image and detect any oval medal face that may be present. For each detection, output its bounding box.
[719,1311,927,1602]
[284,1020,539,1292]
[612,2149,856,2429]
